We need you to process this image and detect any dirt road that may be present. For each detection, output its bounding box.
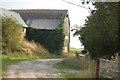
[4,59,64,78]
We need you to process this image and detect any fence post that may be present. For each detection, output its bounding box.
[96,58,100,80]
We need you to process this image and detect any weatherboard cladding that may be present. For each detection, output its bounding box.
[12,9,68,29]
[0,8,28,27]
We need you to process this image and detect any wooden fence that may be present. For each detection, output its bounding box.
[96,58,120,80]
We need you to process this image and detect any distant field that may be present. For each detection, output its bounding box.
[70,48,83,52]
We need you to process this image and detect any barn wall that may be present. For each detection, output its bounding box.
[63,15,70,53]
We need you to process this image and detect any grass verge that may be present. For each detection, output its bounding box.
[55,57,96,78]
[60,69,96,78]
[55,57,94,70]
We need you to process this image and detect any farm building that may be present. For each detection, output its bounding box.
[0,8,28,39]
[12,9,70,53]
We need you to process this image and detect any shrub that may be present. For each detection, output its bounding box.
[2,16,23,53]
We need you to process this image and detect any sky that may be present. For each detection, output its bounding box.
[0,0,94,48]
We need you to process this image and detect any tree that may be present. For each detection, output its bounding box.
[74,2,119,59]
[2,16,23,53]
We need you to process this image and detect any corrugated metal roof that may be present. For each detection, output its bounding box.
[12,9,68,20]
[0,8,28,27]
[27,19,60,29]
[12,9,68,29]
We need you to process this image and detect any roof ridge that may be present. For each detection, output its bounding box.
[10,9,68,11]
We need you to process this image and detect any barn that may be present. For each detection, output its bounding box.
[12,9,70,53]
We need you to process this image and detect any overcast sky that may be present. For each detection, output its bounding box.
[0,0,94,48]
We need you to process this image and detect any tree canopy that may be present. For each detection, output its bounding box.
[74,2,119,59]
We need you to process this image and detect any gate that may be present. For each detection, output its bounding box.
[96,58,120,80]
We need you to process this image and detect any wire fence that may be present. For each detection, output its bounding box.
[96,58,120,80]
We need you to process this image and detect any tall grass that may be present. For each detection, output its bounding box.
[55,57,96,78]
[61,69,96,78]
[56,57,95,70]
[22,40,48,55]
